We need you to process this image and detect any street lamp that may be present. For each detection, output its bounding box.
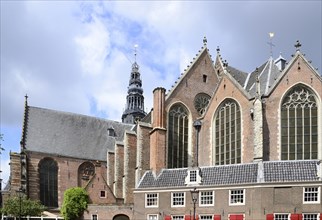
[193,120,202,167]
[16,187,25,220]
[190,188,199,220]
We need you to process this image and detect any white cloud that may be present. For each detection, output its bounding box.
[75,16,110,76]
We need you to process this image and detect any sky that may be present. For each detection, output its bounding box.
[1,1,321,188]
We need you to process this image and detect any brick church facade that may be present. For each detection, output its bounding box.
[3,38,322,220]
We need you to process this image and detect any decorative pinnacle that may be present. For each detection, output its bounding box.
[203,36,207,46]
[216,46,220,53]
[294,40,302,51]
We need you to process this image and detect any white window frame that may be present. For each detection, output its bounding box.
[145,193,159,208]
[171,192,185,207]
[100,190,106,198]
[274,213,290,220]
[199,191,214,206]
[147,214,159,220]
[303,186,320,204]
[92,214,98,220]
[190,170,197,182]
[199,215,213,220]
[229,189,245,206]
[303,213,320,220]
[171,215,184,220]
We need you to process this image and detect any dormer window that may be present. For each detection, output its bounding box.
[190,170,197,182]
[185,168,202,185]
[107,127,115,137]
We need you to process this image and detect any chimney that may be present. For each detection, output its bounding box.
[150,87,167,175]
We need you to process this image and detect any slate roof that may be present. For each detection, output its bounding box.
[226,66,248,87]
[23,106,133,161]
[244,57,282,98]
[264,160,320,182]
[137,160,321,189]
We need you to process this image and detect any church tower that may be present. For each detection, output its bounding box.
[122,48,146,124]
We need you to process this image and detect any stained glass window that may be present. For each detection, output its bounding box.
[39,158,58,207]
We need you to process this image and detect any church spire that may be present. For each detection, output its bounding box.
[121,45,147,124]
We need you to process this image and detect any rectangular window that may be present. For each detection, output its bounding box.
[200,215,213,220]
[203,74,207,83]
[147,214,158,220]
[274,214,289,220]
[171,192,185,207]
[303,214,319,220]
[200,191,214,206]
[145,193,158,207]
[303,187,320,204]
[92,214,98,220]
[229,189,245,205]
[172,216,184,220]
[190,170,197,182]
[100,191,106,198]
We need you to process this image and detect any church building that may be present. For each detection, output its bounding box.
[3,38,322,220]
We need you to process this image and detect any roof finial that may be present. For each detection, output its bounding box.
[267,32,275,57]
[203,36,207,46]
[134,44,138,62]
[294,40,302,51]
[216,46,220,53]
[24,94,28,105]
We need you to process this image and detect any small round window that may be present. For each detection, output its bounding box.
[194,93,211,116]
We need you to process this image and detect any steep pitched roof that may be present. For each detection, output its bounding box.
[244,57,282,98]
[137,160,320,189]
[22,106,133,161]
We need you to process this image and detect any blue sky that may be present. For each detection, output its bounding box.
[1,1,321,188]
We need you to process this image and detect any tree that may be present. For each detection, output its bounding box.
[61,187,89,220]
[1,195,46,217]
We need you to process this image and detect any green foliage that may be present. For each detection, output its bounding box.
[61,187,89,220]
[1,195,46,217]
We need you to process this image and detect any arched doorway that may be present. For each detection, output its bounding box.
[113,214,129,220]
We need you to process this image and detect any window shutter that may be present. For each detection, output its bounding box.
[214,215,221,220]
[291,214,302,220]
[184,215,191,220]
[229,215,243,220]
[164,215,171,220]
[320,213,322,220]
[266,214,274,220]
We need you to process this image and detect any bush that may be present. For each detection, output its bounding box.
[61,187,89,220]
[1,195,46,217]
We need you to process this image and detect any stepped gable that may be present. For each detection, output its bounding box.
[24,106,133,161]
[137,160,321,189]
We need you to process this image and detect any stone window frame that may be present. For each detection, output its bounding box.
[92,214,98,220]
[199,190,214,207]
[280,85,318,160]
[167,103,190,168]
[213,99,242,165]
[171,192,185,207]
[303,186,320,204]
[145,193,159,208]
[229,189,245,206]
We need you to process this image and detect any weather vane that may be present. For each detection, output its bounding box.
[134,44,138,62]
[267,32,275,57]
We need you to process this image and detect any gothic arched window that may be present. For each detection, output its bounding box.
[168,104,189,168]
[213,99,241,165]
[281,85,318,160]
[39,158,58,207]
[78,162,95,187]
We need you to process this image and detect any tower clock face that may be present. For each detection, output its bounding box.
[194,93,211,116]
